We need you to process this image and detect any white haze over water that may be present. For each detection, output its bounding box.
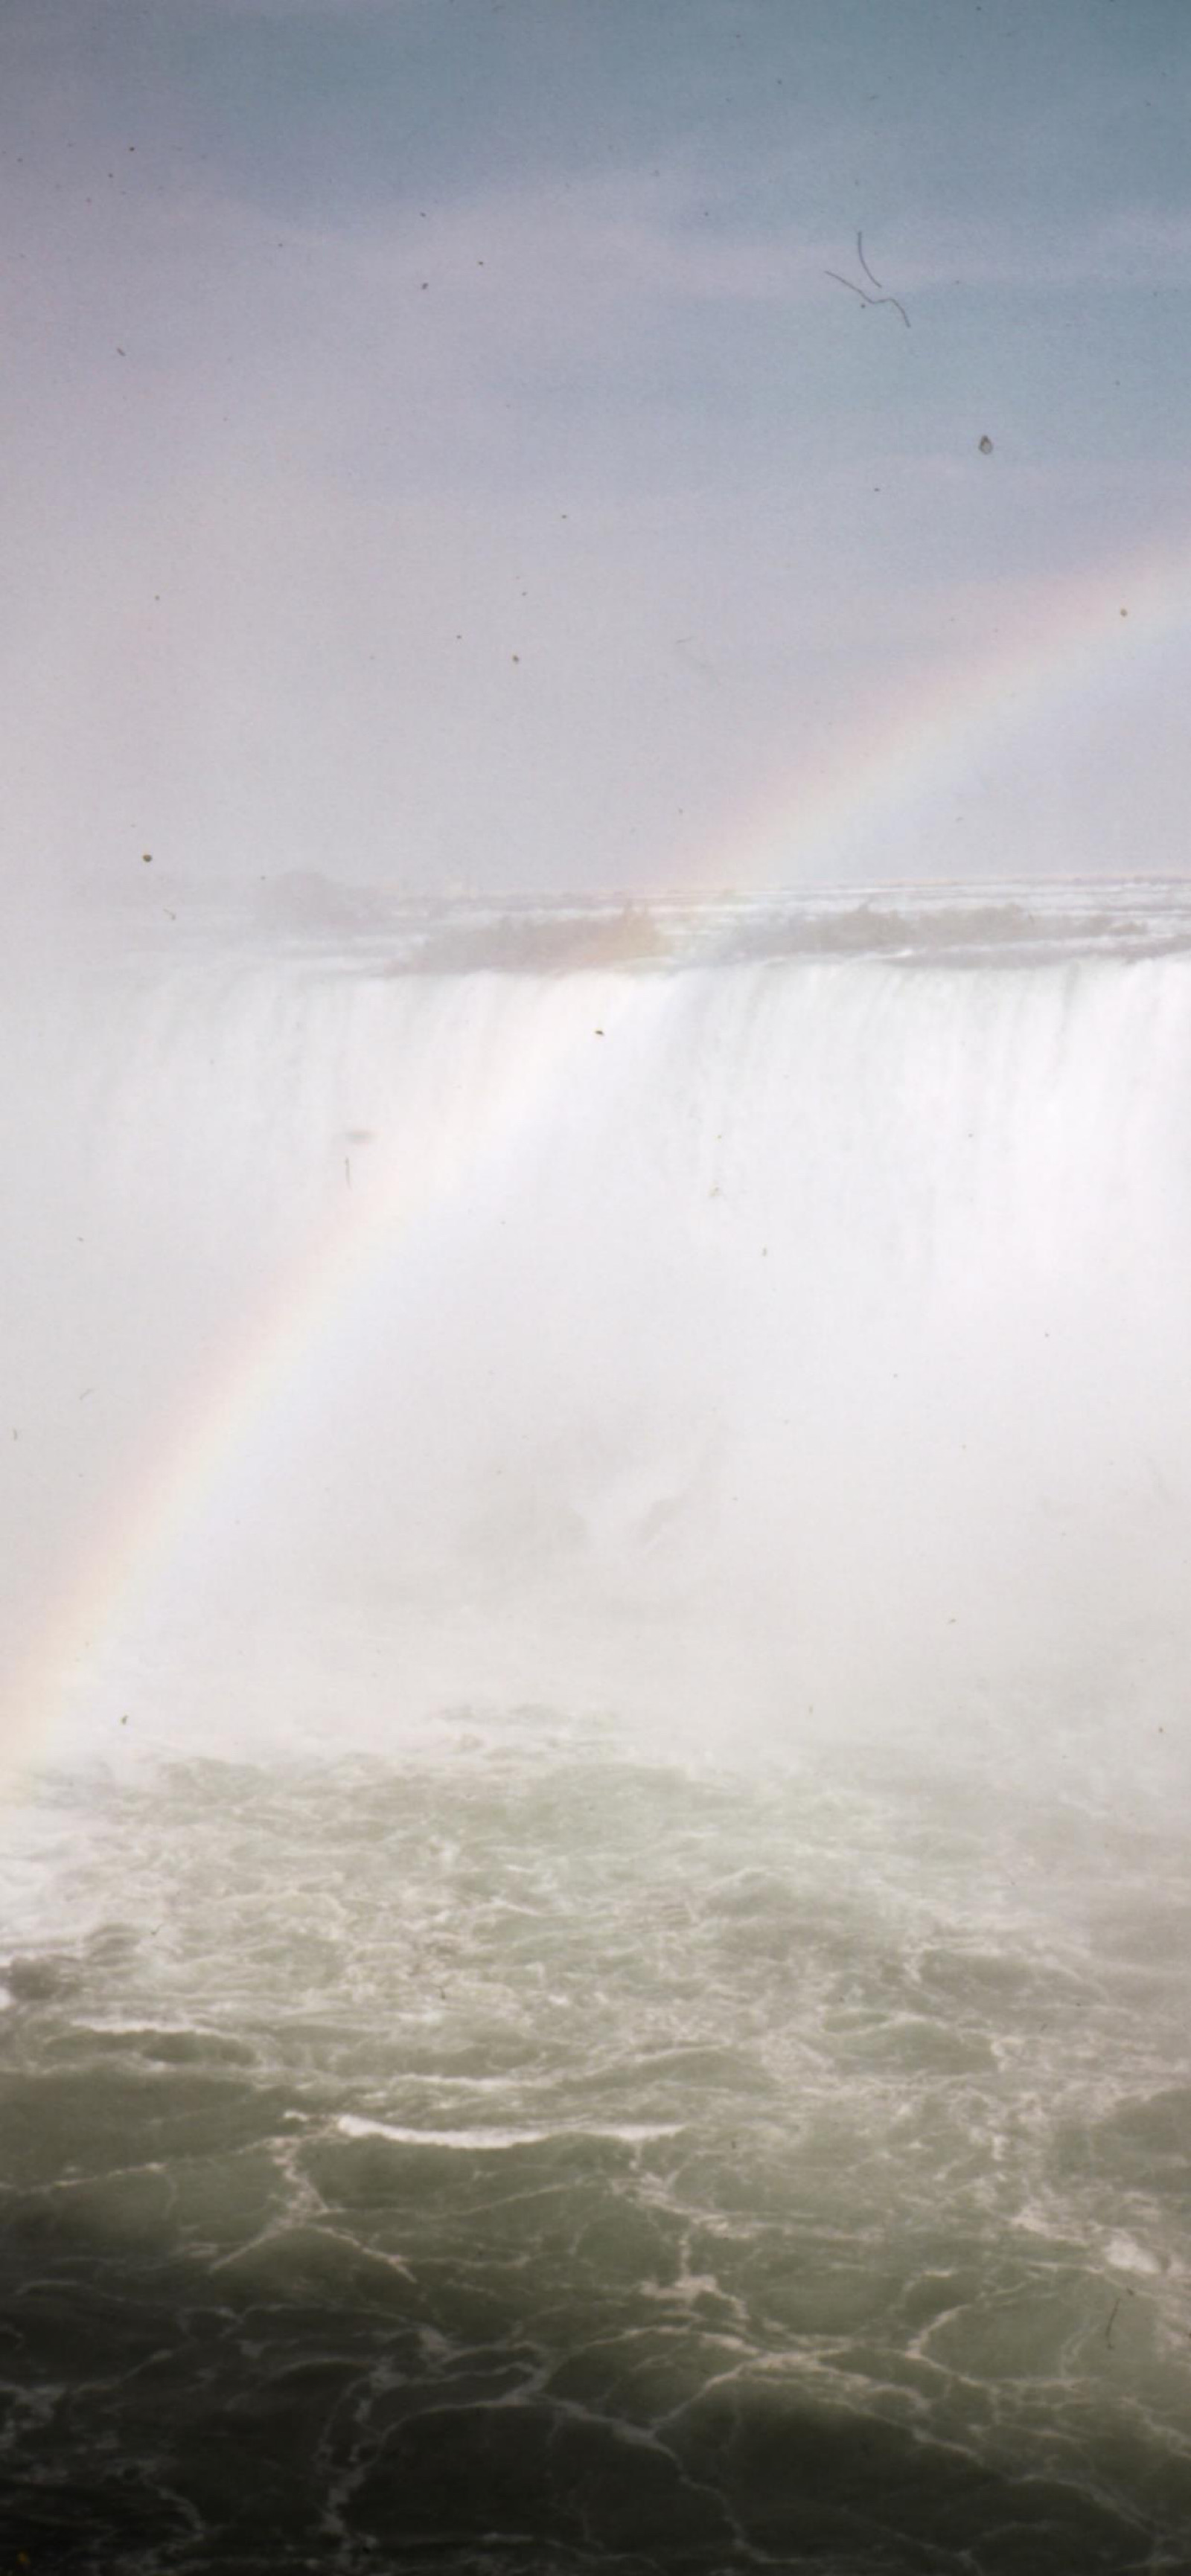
[3,882,1190,1787]
[3,888,1191,2574]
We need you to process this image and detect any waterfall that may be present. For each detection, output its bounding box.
[4,893,1191,2575]
[4,895,1190,1773]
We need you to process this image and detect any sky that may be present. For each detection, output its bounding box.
[4,0,1191,899]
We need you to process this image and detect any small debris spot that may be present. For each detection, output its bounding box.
[978,435,993,454]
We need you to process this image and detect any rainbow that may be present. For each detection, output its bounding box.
[732,545,1178,886]
[8,534,1191,1774]
[5,977,611,1772]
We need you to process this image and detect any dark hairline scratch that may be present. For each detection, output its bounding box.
[826,235,910,328]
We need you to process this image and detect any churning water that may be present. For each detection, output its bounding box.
[1,886,1190,2572]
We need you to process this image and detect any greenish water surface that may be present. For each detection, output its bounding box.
[1,1725,1190,2574]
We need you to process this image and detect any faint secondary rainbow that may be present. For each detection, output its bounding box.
[9,535,1191,1772]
